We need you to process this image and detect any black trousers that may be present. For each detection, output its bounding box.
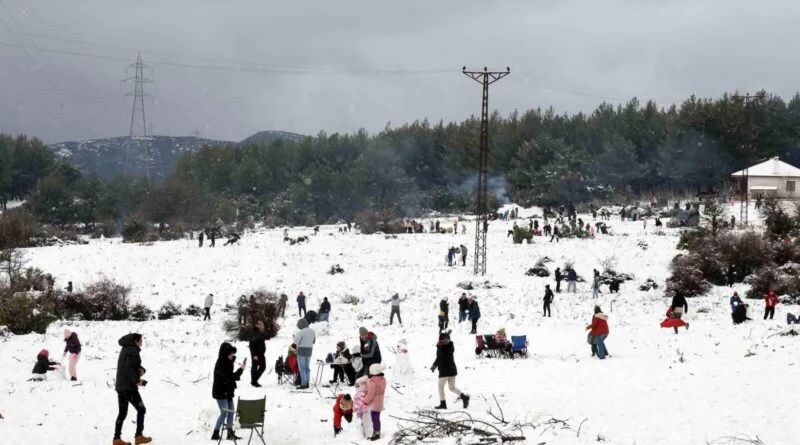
[556,280,562,292]
[298,305,306,316]
[332,364,356,384]
[764,307,775,320]
[390,307,402,325]
[115,390,146,439]
[203,307,211,320]
[470,318,478,334]
[543,302,551,317]
[438,316,448,331]
[251,354,266,384]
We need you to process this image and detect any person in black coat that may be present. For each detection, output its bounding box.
[356,327,382,378]
[554,267,563,293]
[457,293,469,324]
[114,333,151,445]
[430,332,470,410]
[212,342,246,441]
[671,293,688,319]
[438,298,449,332]
[543,285,554,317]
[319,297,332,322]
[249,321,267,387]
[30,349,59,381]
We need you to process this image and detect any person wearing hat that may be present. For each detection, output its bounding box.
[62,329,82,381]
[356,327,382,378]
[364,363,386,441]
[114,333,151,445]
[430,332,470,410]
[30,349,59,381]
[203,293,214,321]
[294,318,316,388]
[332,393,354,436]
[330,341,355,385]
[211,342,247,441]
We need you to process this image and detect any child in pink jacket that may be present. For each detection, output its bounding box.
[353,376,372,438]
[364,363,386,441]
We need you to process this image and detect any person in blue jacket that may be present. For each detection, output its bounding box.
[730,291,744,312]
[467,296,481,334]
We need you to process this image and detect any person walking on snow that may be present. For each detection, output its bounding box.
[62,329,81,381]
[764,289,779,320]
[430,332,470,410]
[566,267,578,293]
[211,342,246,441]
[671,291,688,320]
[467,296,481,334]
[319,297,331,322]
[332,393,354,436]
[543,285,554,317]
[113,333,151,445]
[203,293,214,321]
[293,318,316,388]
[554,267,563,293]
[364,363,387,441]
[297,291,307,317]
[249,320,267,387]
[198,231,204,247]
[586,306,609,360]
[438,298,449,332]
[460,244,468,266]
[383,293,407,325]
[277,293,288,318]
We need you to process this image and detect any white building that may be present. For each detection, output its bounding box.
[731,157,800,199]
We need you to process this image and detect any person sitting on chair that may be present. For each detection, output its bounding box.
[494,328,512,355]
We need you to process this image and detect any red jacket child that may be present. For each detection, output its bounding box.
[588,312,609,336]
[332,393,354,435]
[765,290,779,308]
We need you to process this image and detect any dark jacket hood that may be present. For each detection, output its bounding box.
[118,334,139,348]
[218,342,237,360]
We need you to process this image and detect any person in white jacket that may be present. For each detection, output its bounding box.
[204,294,214,321]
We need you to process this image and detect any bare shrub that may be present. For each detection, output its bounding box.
[224,290,280,341]
[341,294,361,305]
[158,301,183,320]
[354,209,405,235]
[0,210,39,249]
[665,253,712,298]
[599,255,618,273]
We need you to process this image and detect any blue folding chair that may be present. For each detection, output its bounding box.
[510,335,528,358]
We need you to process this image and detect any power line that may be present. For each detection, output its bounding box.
[0,39,455,76]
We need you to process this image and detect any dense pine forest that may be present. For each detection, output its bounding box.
[2,91,800,235]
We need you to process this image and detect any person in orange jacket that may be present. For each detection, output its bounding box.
[332,393,353,436]
[764,289,779,320]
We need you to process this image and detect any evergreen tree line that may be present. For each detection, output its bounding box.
[2,91,800,231]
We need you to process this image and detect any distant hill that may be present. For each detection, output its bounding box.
[49,131,305,181]
[239,130,306,146]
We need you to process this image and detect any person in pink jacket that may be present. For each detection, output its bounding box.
[353,376,373,438]
[364,363,386,441]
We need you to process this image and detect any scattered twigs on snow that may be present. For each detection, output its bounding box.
[161,377,179,387]
[390,384,404,395]
[192,374,209,384]
[539,417,587,438]
[706,435,766,445]
[389,409,525,444]
[485,394,507,424]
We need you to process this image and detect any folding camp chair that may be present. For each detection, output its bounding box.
[474,335,485,357]
[274,356,295,386]
[483,335,503,358]
[510,335,528,358]
[217,397,267,445]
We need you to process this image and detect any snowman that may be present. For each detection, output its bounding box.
[392,338,415,385]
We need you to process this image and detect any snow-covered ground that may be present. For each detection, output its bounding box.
[2,210,798,444]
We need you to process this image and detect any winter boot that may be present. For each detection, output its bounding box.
[211,429,221,440]
[460,394,470,409]
[685,322,690,331]
[70,376,77,381]
[369,432,381,441]
[434,401,447,410]
[113,440,131,445]
[134,436,152,444]
[227,430,242,440]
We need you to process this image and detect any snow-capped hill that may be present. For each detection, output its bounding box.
[239,130,306,146]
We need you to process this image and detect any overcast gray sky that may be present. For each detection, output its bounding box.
[0,0,798,144]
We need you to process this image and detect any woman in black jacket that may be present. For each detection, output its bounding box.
[430,332,470,410]
[212,342,246,440]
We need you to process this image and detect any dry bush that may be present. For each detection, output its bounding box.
[354,209,405,235]
[665,253,712,298]
[0,210,39,249]
[224,290,281,341]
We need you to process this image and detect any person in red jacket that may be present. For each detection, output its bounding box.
[764,289,779,320]
[585,306,609,359]
[332,393,353,436]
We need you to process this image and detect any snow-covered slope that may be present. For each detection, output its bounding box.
[2,212,798,444]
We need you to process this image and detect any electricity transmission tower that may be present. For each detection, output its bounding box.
[732,92,762,228]
[462,66,510,276]
[122,53,154,176]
